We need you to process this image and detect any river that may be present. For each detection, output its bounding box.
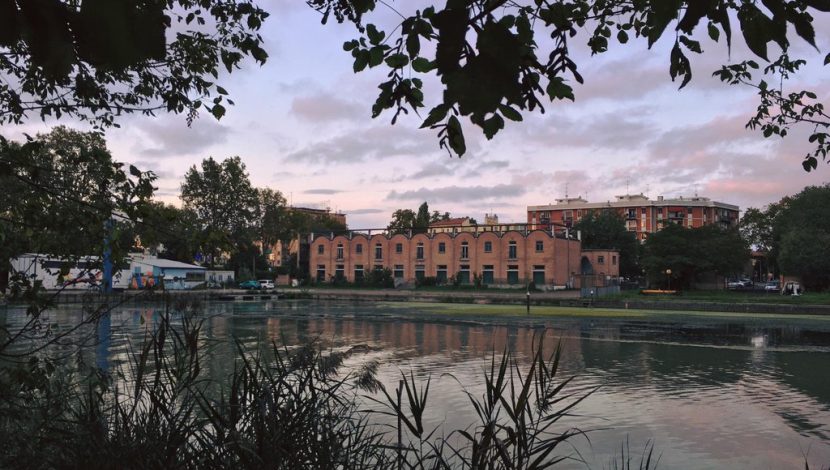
[3,299,830,468]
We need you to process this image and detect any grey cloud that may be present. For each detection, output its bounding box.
[136,116,230,157]
[346,208,386,215]
[526,111,656,151]
[283,125,442,164]
[305,188,343,195]
[411,162,454,179]
[387,184,527,203]
[291,92,364,122]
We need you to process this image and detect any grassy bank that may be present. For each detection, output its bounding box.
[611,289,830,305]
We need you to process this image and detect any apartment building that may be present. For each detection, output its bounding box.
[527,194,740,241]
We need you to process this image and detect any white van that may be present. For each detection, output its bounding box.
[258,279,275,289]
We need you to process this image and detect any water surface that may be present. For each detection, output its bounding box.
[3,300,829,468]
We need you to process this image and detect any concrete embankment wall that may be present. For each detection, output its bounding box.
[4,288,829,316]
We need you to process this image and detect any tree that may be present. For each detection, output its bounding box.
[256,188,288,247]
[0,127,155,266]
[180,156,258,265]
[430,211,451,223]
[573,210,639,277]
[415,202,431,229]
[771,184,830,289]
[386,209,417,234]
[642,224,749,288]
[312,0,829,170]
[0,1,268,129]
[132,202,200,263]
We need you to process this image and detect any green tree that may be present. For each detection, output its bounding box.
[180,156,258,266]
[430,211,451,223]
[386,209,417,234]
[642,224,749,288]
[573,210,639,277]
[132,202,201,263]
[0,1,268,128]
[772,184,830,289]
[415,202,431,230]
[0,127,155,266]
[313,0,829,170]
[256,188,288,247]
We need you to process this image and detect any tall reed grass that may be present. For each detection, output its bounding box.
[0,300,671,469]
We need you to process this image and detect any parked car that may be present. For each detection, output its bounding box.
[726,279,743,289]
[239,280,261,290]
[258,279,275,289]
[764,281,781,292]
[740,278,753,288]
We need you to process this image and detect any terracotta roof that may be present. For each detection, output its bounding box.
[429,217,470,228]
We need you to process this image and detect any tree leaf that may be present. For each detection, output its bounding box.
[482,113,504,139]
[546,77,574,101]
[411,57,433,72]
[446,115,466,155]
[406,33,420,58]
[707,22,720,42]
[498,104,522,122]
[420,104,449,128]
[385,53,409,68]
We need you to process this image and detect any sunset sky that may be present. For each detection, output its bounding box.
[6,1,830,228]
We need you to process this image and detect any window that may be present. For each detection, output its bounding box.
[438,242,446,254]
[458,264,470,284]
[612,255,617,265]
[641,207,647,214]
[394,264,404,278]
[375,243,382,260]
[535,240,543,252]
[482,265,494,284]
[532,265,545,286]
[416,243,424,260]
[355,244,363,254]
[316,265,325,282]
[395,243,403,254]
[335,264,345,279]
[627,209,636,219]
[415,264,425,281]
[354,264,364,282]
[507,265,519,285]
[484,241,492,253]
[336,243,344,260]
[597,255,605,264]
[317,244,324,255]
[460,242,469,259]
[508,241,517,259]
[436,265,448,283]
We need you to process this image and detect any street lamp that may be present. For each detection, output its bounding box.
[666,268,672,290]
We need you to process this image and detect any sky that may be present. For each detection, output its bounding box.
[6,1,830,229]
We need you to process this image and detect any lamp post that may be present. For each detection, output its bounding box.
[666,268,672,290]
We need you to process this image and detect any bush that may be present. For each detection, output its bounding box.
[415,276,439,287]
[364,267,393,288]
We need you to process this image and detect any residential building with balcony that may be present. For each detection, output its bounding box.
[527,194,740,242]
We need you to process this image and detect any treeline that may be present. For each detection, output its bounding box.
[0,127,345,278]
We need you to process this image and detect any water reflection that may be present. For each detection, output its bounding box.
[2,300,829,468]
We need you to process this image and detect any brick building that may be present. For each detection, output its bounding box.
[309,227,619,289]
[527,194,740,242]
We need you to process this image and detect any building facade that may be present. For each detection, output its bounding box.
[527,194,740,242]
[309,229,619,289]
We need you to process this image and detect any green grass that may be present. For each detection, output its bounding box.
[376,301,830,322]
[611,289,830,305]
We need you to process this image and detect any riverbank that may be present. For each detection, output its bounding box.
[5,286,830,316]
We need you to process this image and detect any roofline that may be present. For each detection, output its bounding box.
[527,199,740,211]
